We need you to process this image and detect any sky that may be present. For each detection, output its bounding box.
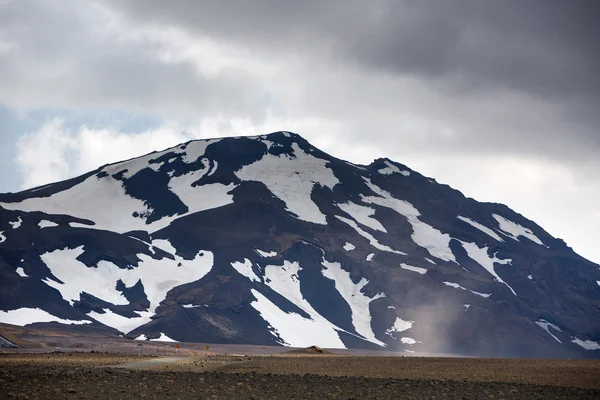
[0,0,599,263]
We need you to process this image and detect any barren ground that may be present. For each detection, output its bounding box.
[1,351,600,399]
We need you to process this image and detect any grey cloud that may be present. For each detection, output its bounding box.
[97,0,600,166]
[0,0,268,120]
[102,0,600,101]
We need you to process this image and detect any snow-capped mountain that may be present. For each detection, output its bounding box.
[1,131,599,357]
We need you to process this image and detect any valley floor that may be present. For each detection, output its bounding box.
[1,352,600,399]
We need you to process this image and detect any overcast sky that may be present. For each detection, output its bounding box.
[0,0,598,263]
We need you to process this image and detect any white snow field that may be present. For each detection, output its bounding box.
[377,160,410,176]
[0,308,91,326]
[236,143,339,225]
[0,138,234,234]
[399,263,428,275]
[492,214,545,246]
[231,258,260,282]
[250,261,346,348]
[1,174,155,233]
[343,242,355,251]
[88,309,153,334]
[38,239,213,333]
[0,231,6,244]
[134,333,178,342]
[400,337,419,345]
[443,282,491,298]
[361,178,456,262]
[535,320,562,343]
[335,215,406,255]
[250,289,346,348]
[338,202,387,232]
[322,260,386,346]
[457,216,504,242]
[38,220,59,228]
[9,217,22,229]
[15,267,28,277]
[571,338,600,350]
[460,241,516,295]
[385,317,414,339]
[366,253,375,261]
[255,249,277,258]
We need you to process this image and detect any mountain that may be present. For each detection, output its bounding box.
[1,131,599,358]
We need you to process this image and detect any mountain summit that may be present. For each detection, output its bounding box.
[1,131,599,357]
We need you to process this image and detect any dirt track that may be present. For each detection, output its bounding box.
[1,352,600,399]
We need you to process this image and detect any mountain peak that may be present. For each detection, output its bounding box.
[1,130,599,358]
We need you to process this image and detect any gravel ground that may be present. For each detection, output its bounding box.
[1,353,599,399]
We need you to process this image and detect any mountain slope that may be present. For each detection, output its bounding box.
[1,131,599,357]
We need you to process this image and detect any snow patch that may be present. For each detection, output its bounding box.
[207,160,218,176]
[492,214,545,246]
[69,222,93,229]
[336,216,406,255]
[366,253,375,261]
[338,202,387,232]
[9,217,22,229]
[343,242,355,251]
[250,289,345,348]
[255,249,277,258]
[322,260,386,346]
[457,216,504,242]
[399,264,427,275]
[386,317,414,339]
[443,282,491,298]
[0,308,91,326]
[168,172,236,223]
[361,179,455,262]
[460,241,516,295]
[0,231,5,244]
[0,174,153,233]
[182,304,201,309]
[250,261,346,348]
[152,239,177,255]
[464,304,470,312]
[236,143,339,225]
[41,242,213,333]
[528,275,533,280]
[150,333,178,342]
[378,161,410,176]
[15,267,28,277]
[400,337,420,345]
[148,161,164,172]
[88,309,153,334]
[424,258,436,265]
[535,320,562,343]
[1,144,231,234]
[38,220,59,229]
[571,338,600,350]
[231,259,260,282]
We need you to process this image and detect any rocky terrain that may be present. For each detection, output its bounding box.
[1,131,599,358]
[1,352,599,399]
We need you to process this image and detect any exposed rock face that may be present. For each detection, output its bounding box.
[1,131,599,358]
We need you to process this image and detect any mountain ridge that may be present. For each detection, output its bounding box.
[1,131,599,357]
